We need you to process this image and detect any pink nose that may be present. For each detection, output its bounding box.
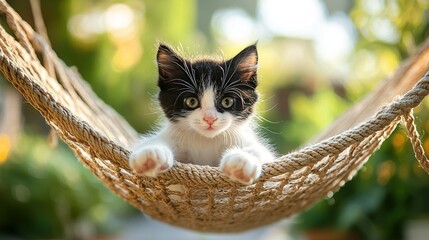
[203,115,217,125]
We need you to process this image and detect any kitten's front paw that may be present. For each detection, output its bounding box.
[129,145,174,177]
[220,150,262,185]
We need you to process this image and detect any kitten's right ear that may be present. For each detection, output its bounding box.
[157,44,184,80]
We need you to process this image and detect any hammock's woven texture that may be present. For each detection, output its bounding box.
[1,0,429,232]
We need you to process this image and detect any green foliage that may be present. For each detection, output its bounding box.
[293,1,429,239]
[0,134,133,238]
[348,0,429,98]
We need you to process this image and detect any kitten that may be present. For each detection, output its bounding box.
[129,44,275,185]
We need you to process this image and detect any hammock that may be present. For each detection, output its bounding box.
[1,0,429,232]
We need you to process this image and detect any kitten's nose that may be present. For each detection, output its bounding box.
[203,114,218,125]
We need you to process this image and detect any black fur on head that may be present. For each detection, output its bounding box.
[156,44,259,122]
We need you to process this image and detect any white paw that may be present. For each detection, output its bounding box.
[220,150,262,185]
[129,145,174,177]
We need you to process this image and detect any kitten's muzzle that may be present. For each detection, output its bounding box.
[203,115,218,125]
[203,109,218,126]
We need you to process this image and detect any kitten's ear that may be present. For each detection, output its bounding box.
[157,44,185,80]
[228,44,258,82]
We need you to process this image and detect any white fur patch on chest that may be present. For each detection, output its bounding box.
[175,135,226,166]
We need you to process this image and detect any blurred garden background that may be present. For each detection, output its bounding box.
[0,0,429,239]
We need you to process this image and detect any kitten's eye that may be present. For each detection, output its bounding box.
[221,97,234,109]
[184,97,199,109]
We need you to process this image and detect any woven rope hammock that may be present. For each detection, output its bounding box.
[2,0,429,232]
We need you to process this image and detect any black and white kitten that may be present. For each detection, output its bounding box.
[129,44,275,185]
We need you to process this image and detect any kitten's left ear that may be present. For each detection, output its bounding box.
[228,44,258,82]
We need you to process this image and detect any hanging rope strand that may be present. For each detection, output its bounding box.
[403,110,429,173]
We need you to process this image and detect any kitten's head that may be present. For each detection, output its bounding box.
[156,44,258,138]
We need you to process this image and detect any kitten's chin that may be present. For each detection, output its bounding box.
[192,124,229,139]
[196,128,223,139]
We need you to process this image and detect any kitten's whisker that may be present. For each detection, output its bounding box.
[218,64,226,85]
[225,83,256,90]
[231,128,243,146]
[223,130,232,145]
[221,60,236,92]
[173,90,194,107]
[171,78,194,89]
[256,103,278,115]
[226,88,246,108]
[170,61,193,83]
[187,63,199,92]
[170,60,200,92]
[254,114,282,125]
[256,122,283,135]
